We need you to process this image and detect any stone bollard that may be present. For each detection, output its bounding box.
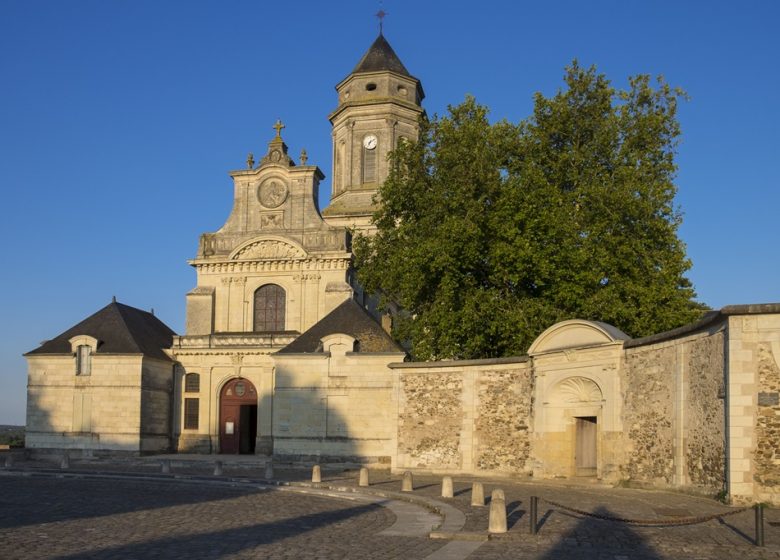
[311,464,321,483]
[488,489,507,534]
[441,476,454,498]
[401,470,414,492]
[4,454,14,468]
[161,459,171,474]
[471,482,485,506]
[264,462,274,480]
[213,461,223,476]
[358,467,370,487]
[60,453,70,470]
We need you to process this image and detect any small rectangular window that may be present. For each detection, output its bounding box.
[76,345,91,376]
[185,373,200,393]
[184,398,199,430]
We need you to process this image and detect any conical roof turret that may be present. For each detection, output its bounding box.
[352,34,411,77]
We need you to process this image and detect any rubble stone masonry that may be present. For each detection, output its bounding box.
[475,369,533,473]
[685,332,726,492]
[623,344,675,485]
[755,343,780,488]
[397,372,463,469]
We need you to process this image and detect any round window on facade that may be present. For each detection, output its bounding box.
[366,83,377,91]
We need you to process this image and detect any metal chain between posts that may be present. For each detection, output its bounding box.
[540,497,752,527]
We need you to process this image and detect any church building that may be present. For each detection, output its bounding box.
[24,33,780,506]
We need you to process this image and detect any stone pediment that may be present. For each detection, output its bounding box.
[528,319,629,355]
[229,237,307,261]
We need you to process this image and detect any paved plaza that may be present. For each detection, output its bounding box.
[1,456,779,559]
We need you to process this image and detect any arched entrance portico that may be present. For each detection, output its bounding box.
[219,378,258,454]
[529,319,628,481]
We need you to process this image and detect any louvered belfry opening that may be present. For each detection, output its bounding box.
[253,284,285,332]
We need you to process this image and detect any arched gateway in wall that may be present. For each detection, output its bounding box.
[219,378,258,454]
[529,319,628,479]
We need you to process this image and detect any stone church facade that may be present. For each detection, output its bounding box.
[24,34,780,506]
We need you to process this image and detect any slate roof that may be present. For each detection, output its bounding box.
[352,34,412,77]
[277,299,404,354]
[26,301,176,361]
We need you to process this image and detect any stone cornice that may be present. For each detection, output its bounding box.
[328,97,424,123]
[171,332,298,350]
[188,256,351,274]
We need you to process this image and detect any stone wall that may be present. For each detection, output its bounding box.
[723,310,780,504]
[397,372,463,469]
[272,349,403,463]
[622,327,727,494]
[684,332,726,492]
[25,354,147,453]
[622,344,675,485]
[755,343,780,489]
[140,359,174,453]
[393,360,532,473]
[475,369,533,473]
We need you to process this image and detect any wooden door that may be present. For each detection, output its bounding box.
[575,416,597,476]
[219,379,258,454]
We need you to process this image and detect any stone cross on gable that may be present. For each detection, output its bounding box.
[273,119,285,139]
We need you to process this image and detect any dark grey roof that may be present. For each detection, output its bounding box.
[352,34,411,77]
[278,299,404,354]
[26,301,176,361]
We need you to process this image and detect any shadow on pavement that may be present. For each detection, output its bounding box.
[49,500,386,560]
[0,477,262,530]
[536,506,664,560]
[506,500,524,530]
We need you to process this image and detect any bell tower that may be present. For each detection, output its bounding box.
[323,32,424,232]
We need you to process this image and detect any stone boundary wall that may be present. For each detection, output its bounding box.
[393,360,532,474]
[622,342,676,486]
[474,369,534,473]
[684,331,726,494]
[397,371,463,469]
[622,327,727,494]
[755,341,780,500]
[722,310,780,504]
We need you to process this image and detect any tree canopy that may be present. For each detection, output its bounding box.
[354,62,705,360]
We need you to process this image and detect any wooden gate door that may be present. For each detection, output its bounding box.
[219,378,258,454]
[575,416,597,476]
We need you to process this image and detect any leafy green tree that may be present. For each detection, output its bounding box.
[354,62,705,360]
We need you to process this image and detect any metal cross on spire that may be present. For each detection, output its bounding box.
[376,9,387,35]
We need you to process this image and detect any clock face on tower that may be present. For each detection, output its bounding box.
[362,134,378,150]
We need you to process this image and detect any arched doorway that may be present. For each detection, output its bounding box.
[219,378,258,454]
[548,376,604,477]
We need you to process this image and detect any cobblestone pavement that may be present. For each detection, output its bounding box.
[2,456,780,559]
[0,476,444,559]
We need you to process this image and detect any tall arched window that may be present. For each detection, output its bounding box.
[254,284,286,332]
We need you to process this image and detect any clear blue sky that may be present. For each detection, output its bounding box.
[1,1,777,424]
